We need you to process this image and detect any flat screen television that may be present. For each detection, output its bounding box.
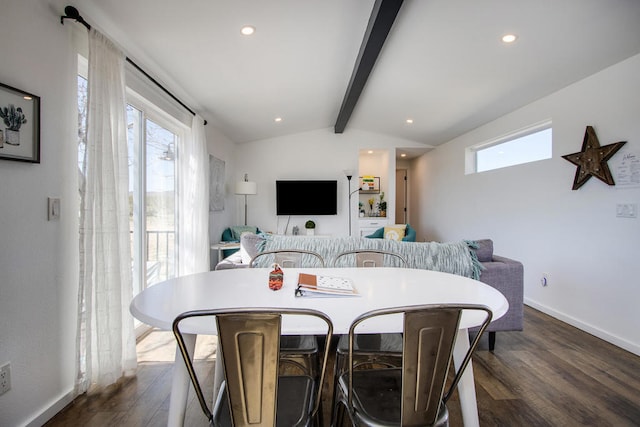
[276,180,337,215]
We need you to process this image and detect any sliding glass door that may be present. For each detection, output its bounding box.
[127,104,179,299]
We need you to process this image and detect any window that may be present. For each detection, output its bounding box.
[469,122,552,173]
[77,68,184,303]
[127,100,181,298]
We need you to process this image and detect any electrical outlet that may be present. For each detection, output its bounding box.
[0,362,10,395]
[541,273,549,287]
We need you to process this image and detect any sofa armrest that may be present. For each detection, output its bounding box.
[214,232,264,270]
[477,254,524,332]
[215,252,250,270]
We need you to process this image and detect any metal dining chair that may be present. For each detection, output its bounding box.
[249,249,326,268]
[249,249,326,379]
[332,249,408,268]
[173,307,333,427]
[332,304,492,427]
[332,249,408,401]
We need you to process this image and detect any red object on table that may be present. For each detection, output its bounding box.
[268,264,283,290]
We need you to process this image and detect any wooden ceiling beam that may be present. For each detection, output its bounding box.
[334,0,404,134]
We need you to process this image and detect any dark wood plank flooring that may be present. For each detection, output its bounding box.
[45,306,640,426]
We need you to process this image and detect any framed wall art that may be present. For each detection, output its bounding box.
[359,176,380,194]
[209,155,225,211]
[0,82,40,163]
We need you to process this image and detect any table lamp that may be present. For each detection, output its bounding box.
[235,173,257,226]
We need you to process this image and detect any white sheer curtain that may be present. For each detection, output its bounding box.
[178,114,210,275]
[76,29,137,393]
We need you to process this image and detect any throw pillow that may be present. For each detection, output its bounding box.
[384,224,407,241]
[239,232,263,264]
[230,225,257,241]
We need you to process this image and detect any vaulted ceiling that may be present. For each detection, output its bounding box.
[76,0,640,146]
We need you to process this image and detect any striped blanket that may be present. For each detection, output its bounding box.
[254,234,482,279]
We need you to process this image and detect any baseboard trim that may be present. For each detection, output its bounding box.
[524,298,639,357]
[25,389,75,427]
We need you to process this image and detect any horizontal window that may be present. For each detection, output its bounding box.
[470,122,552,173]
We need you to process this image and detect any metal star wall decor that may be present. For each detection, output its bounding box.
[562,126,626,190]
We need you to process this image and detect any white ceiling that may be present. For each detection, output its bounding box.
[76,0,640,146]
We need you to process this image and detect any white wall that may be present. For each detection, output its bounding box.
[234,128,423,236]
[206,125,239,268]
[416,54,640,355]
[0,1,78,425]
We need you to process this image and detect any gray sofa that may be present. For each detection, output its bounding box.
[215,234,523,350]
[472,239,524,350]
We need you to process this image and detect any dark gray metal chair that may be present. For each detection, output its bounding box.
[249,249,326,379]
[173,308,333,427]
[332,249,408,399]
[332,304,492,427]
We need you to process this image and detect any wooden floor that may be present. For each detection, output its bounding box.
[45,306,640,426]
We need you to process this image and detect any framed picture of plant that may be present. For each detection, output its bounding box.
[0,82,40,163]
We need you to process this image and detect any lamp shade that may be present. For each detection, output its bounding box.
[235,181,257,195]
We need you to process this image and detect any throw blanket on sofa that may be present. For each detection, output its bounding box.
[256,235,482,280]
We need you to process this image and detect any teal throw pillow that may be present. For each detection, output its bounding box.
[230,225,257,241]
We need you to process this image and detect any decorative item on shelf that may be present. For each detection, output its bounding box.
[378,191,387,217]
[562,125,627,190]
[359,201,365,218]
[305,220,316,236]
[235,173,257,225]
[359,176,380,194]
[368,197,376,216]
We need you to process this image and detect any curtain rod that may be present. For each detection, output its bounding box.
[60,5,207,125]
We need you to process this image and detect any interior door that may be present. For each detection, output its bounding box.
[395,169,407,224]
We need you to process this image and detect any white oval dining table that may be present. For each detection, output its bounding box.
[130,267,508,427]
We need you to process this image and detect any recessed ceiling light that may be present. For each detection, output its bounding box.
[241,26,255,36]
[501,34,517,43]
[23,96,32,100]
[400,153,407,157]
[406,119,414,124]
[274,117,282,122]
[368,150,374,154]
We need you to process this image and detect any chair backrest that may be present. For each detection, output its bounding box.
[345,304,492,425]
[173,308,333,426]
[249,249,326,268]
[333,249,408,268]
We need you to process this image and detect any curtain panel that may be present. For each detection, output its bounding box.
[178,114,210,275]
[76,29,137,393]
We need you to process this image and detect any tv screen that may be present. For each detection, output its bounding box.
[276,180,337,215]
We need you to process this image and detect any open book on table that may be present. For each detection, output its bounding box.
[295,273,359,297]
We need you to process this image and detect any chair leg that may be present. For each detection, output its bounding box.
[488,331,496,351]
[332,399,348,427]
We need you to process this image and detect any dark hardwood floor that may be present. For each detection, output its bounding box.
[45,306,640,426]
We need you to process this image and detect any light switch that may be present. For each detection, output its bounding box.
[48,197,60,220]
[616,203,637,218]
